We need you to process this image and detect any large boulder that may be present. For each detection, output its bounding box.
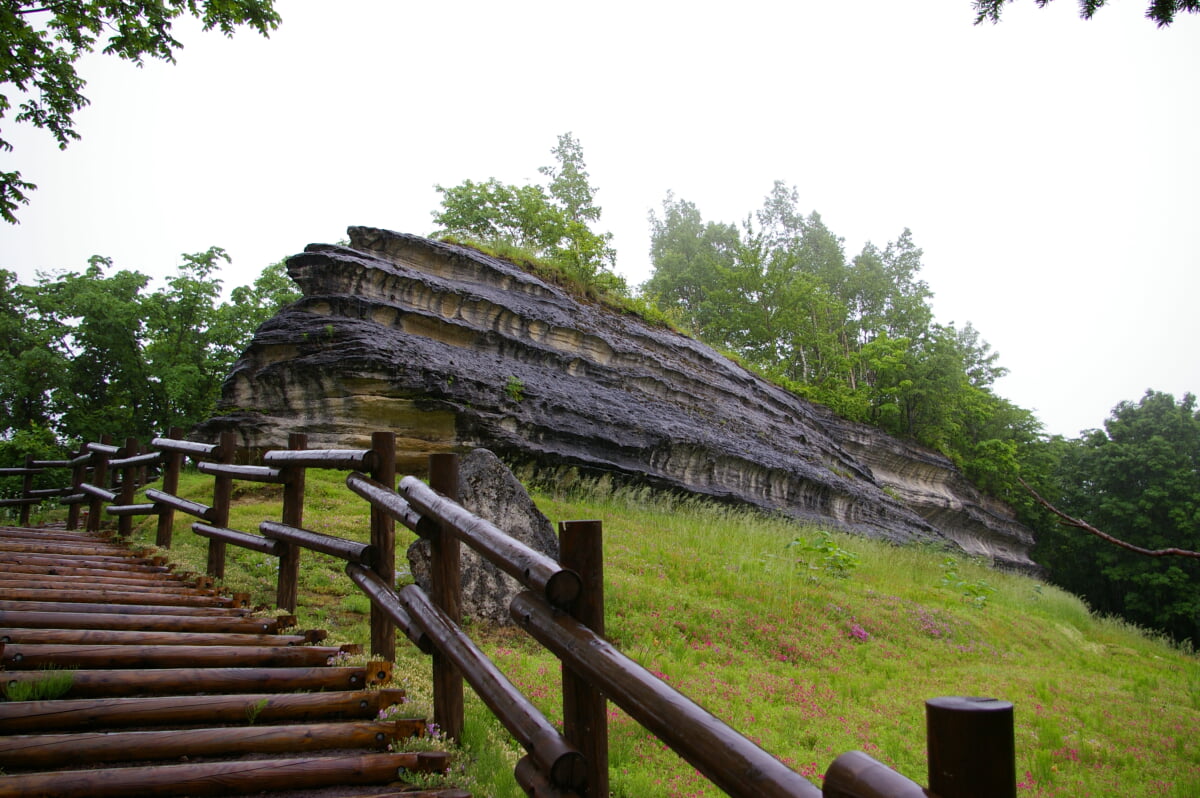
[407,449,558,624]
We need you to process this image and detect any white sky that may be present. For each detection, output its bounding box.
[2,0,1197,439]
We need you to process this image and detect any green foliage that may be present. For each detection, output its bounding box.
[1036,390,1200,644]
[1,1,281,223]
[503,375,525,403]
[0,254,297,445]
[938,556,997,607]
[644,184,1042,499]
[245,696,270,724]
[3,668,75,701]
[432,132,625,298]
[972,0,1199,27]
[788,529,861,579]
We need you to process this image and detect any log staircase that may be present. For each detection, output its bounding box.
[0,524,468,798]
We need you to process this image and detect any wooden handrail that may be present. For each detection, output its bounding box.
[398,476,582,609]
[511,590,822,798]
[32,432,1015,797]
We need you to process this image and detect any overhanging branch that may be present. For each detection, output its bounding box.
[1020,478,1200,559]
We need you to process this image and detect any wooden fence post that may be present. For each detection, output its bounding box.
[370,431,396,660]
[206,431,237,579]
[86,435,112,534]
[926,696,1016,798]
[67,441,87,531]
[155,428,184,548]
[429,452,464,742]
[19,454,35,527]
[116,436,139,537]
[276,433,307,612]
[559,520,608,798]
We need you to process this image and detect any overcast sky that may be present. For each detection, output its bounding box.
[2,0,1197,439]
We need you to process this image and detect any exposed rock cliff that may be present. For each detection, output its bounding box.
[200,227,1035,569]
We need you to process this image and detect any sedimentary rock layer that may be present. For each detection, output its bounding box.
[200,228,1034,569]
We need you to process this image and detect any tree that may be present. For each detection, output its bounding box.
[1036,390,1200,644]
[2,253,296,444]
[1,1,281,223]
[644,193,741,333]
[973,0,1199,26]
[431,133,622,294]
[211,258,300,372]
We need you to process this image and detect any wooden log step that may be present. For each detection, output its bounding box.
[3,663,391,699]
[0,719,425,770]
[0,599,249,617]
[0,628,322,647]
[1,642,358,670]
[0,563,192,585]
[0,541,135,557]
[0,528,101,543]
[0,750,451,798]
[0,688,409,732]
[0,577,220,597]
[0,610,283,634]
[0,587,237,608]
[0,552,171,573]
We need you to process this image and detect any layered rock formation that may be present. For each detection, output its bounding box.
[200,227,1035,569]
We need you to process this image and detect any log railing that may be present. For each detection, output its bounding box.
[18,431,1017,798]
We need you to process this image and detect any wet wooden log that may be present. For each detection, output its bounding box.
[0,540,131,556]
[0,609,273,633]
[0,751,449,798]
[346,565,433,654]
[1,642,355,670]
[264,448,378,471]
[78,483,118,503]
[3,664,387,699]
[823,750,928,798]
[197,461,287,482]
[396,583,586,791]
[0,552,171,573]
[107,451,162,469]
[399,474,582,609]
[346,472,427,534]
[0,568,201,588]
[0,719,417,770]
[515,755,583,798]
[260,521,376,566]
[0,687,409,732]
[144,489,215,521]
[105,502,159,517]
[0,628,316,647]
[192,522,285,557]
[150,437,219,459]
[926,696,1016,798]
[0,599,250,617]
[0,577,219,597]
[0,587,236,607]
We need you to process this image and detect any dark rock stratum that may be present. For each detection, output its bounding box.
[199,227,1035,570]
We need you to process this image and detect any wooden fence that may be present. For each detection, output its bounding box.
[4,431,1018,798]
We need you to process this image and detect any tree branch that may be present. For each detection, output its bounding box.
[1020,477,1200,559]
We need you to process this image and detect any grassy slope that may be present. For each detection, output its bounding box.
[119,470,1199,798]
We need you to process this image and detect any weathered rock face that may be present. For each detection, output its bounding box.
[199,227,1035,569]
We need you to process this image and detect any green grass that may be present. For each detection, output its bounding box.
[110,468,1199,798]
[2,667,76,701]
